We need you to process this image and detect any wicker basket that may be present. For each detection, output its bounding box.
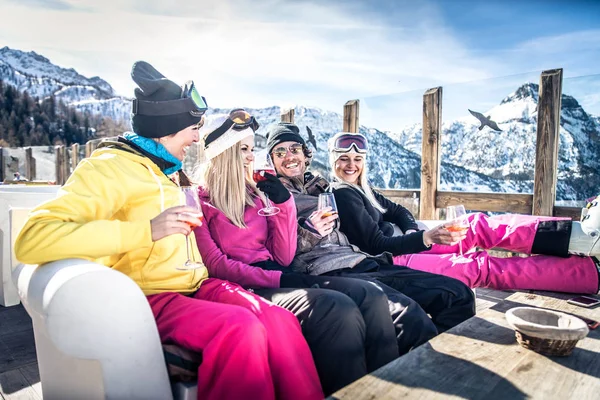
[505,307,589,357]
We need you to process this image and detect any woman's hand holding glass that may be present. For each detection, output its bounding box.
[150,205,203,242]
[308,207,338,237]
[177,186,205,270]
[317,193,339,247]
[253,150,281,216]
[445,205,472,263]
[422,224,466,247]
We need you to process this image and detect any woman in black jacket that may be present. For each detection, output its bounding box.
[328,132,600,294]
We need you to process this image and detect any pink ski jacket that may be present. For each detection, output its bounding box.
[194,187,297,289]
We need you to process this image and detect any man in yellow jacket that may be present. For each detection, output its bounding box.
[14,61,323,400]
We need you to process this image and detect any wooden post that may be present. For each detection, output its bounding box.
[85,140,93,158]
[71,143,80,172]
[55,145,64,185]
[25,147,36,181]
[419,87,443,220]
[55,145,69,185]
[0,147,4,182]
[533,69,563,216]
[281,108,295,124]
[343,100,360,133]
[62,145,70,182]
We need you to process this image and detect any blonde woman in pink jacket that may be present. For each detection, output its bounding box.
[194,111,401,396]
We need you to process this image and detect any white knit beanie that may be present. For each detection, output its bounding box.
[197,114,254,163]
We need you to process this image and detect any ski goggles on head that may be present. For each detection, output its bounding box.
[132,80,208,118]
[205,109,260,147]
[272,143,305,159]
[331,133,368,154]
[182,81,208,116]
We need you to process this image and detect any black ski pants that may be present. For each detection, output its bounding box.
[324,259,476,354]
[254,274,398,396]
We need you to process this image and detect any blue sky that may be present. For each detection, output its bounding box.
[0,0,599,130]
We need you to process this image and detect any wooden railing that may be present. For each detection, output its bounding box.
[0,68,583,219]
[281,68,580,220]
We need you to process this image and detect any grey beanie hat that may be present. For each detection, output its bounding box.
[130,61,203,138]
[266,123,307,153]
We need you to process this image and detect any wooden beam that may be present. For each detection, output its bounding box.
[0,147,4,182]
[85,141,93,158]
[377,189,420,199]
[436,191,533,214]
[62,146,70,183]
[55,145,64,185]
[71,143,80,171]
[55,145,69,185]
[25,147,36,181]
[419,87,443,220]
[533,68,563,216]
[377,189,420,218]
[343,100,360,133]
[553,206,580,220]
[280,108,295,124]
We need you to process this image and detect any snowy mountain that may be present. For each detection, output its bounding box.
[0,46,130,123]
[1,46,597,200]
[389,83,600,200]
[200,105,535,194]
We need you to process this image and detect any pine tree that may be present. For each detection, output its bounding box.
[0,78,128,147]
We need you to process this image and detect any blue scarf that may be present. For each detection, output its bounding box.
[123,132,182,175]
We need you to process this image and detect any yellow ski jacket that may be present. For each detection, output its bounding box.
[15,140,208,295]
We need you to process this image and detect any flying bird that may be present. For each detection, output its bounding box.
[306,126,318,150]
[468,109,503,132]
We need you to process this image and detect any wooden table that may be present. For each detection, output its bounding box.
[330,291,600,400]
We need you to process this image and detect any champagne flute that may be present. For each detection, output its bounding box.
[318,192,339,247]
[177,186,205,270]
[253,150,280,217]
[446,205,469,259]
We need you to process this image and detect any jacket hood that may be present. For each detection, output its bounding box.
[97,137,170,173]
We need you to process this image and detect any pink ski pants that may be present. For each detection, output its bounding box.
[147,278,324,400]
[394,213,598,294]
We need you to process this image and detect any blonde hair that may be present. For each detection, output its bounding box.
[330,150,386,214]
[195,142,266,228]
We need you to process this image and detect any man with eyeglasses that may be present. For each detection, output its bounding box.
[266,122,476,355]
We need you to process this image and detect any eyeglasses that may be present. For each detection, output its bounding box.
[205,109,260,146]
[332,133,368,153]
[132,80,208,118]
[273,144,304,159]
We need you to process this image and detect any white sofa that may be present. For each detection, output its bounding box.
[0,185,60,306]
[9,195,444,399]
[10,208,197,400]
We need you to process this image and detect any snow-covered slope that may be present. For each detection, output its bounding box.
[201,105,535,194]
[2,47,597,200]
[0,46,130,123]
[389,83,600,200]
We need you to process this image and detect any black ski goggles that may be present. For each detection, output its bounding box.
[205,109,260,147]
[132,80,208,117]
[331,133,368,153]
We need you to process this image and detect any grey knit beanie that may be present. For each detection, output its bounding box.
[266,123,306,153]
[130,61,203,138]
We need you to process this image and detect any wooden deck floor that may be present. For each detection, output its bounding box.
[0,288,510,399]
[0,304,41,400]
